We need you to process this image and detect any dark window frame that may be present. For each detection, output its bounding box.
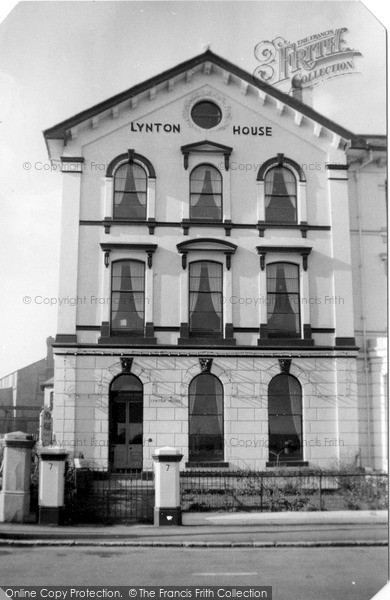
[189,260,223,337]
[188,372,224,463]
[110,259,146,336]
[191,100,222,129]
[266,261,301,338]
[268,373,303,463]
[189,163,223,222]
[264,165,298,224]
[113,161,148,221]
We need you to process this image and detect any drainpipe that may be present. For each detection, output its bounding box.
[353,150,374,468]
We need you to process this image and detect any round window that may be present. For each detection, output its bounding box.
[191,101,222,129]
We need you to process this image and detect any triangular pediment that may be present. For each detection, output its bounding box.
[181,140,233,155]
[43,49,363,149]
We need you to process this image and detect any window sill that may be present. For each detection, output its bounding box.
[98,335,157,345]
[103,217,156,234]
[257,338,314,347]
[266,461,309,468]
[184,462,230,469]
[257,221,310,238]
[178,337,236,346]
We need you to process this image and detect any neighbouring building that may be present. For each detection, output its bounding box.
[43,51,387,472]
[0,337,54,437]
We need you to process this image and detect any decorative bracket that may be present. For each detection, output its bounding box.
[278,359,291,374]
[225,252,233,270]
[146,251,154,269]
[121,357,133,373]
[180,251,188,270]
[104,250,111,268]
[199,358,213,372]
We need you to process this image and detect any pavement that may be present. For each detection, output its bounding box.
[0,510,388,547]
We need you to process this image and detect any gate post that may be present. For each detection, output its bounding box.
[0,431,35,523]
[38,447,68,525]
[152,446,183,526]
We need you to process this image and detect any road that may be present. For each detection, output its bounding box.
[0,523,387,544]
[0,546,387,600]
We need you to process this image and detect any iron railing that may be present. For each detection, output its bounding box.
[67,468,154,524]
[180,470,388,512]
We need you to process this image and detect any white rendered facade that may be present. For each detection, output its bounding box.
[44,52,387,472]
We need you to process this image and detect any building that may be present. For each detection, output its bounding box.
[0,337,54,437]
[43,51,387,472]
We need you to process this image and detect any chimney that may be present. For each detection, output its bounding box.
[45,336,54,380]
[291,77,313,107]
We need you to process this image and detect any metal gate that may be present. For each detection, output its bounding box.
[73,469,154,524]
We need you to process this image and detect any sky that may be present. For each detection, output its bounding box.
[0,0,387,378]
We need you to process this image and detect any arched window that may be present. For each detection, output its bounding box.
[111,260,145,334]
[113,162,147,220]
[268,374,303,463]
[265,166,297,223]
[109,374,143,470]
[189,373,224,463]
[189,261,223,336]
[190,165,222,221]
[267,262,300,337]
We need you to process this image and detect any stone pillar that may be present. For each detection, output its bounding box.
[0,432,35,523]
[38,447,68,525]
[153,446,183,526]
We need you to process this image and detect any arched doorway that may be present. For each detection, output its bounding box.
[189,373,224,463]
[109,374,143,470]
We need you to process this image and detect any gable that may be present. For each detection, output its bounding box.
[44,50,358,154]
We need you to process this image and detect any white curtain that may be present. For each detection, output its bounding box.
[190,166,221,206]
[267,263,299,323]
[264,167,296,208]
[190,262,222,313]
[112,261,144,327]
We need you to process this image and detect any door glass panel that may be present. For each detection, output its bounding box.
[110,376,143,470]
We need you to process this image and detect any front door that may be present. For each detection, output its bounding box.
[109,375,143,470]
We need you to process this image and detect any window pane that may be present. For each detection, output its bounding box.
[267,263,300,337]
[190,166,222,221]
[114,163,147,219]
[191,101,222,129]
[111,262,145,333]
[111,375,143,392]
[268,374,303,462]
[189,262,223,335]
[265,166,297,223]
[189,374,223,462]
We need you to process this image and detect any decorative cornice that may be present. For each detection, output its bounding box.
[181,140,233,170]
[256,246,312,271]
[177,238,237,270]
[100,243,157,268]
